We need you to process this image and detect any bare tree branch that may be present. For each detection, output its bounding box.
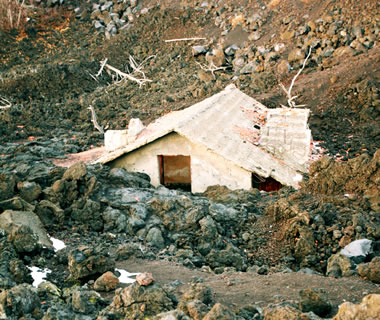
[165,37,206,42]
[0,97,11,109]
[280,47,312,108]
[88,105,104,134]
[94,57,152,88]
[195,61,228,79]
[96,58,108,77]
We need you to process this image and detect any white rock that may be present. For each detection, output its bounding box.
[340,239,373,257]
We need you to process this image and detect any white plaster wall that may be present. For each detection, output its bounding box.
[109,133,252,193]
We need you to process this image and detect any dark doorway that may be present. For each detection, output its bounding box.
[252,173,282,192]
[158,155,191,191]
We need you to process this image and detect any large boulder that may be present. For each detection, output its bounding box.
[0,284,40,318]
[105,281,177,319]
[0,210,52,248]
[326,253,355,277]
[68,246,115,281]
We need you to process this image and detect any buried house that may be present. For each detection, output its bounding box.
[94,84,311,193]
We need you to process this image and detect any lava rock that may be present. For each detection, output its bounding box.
[333,294,380,320]
[203,302,237,319]
[357,256,380,283]
[62,161,87,181]
[326,253,354,277]
[71,288,104,314]
[263,303,303,319]
[0,210,53,248]
[94,271,120,292]
[17,181,42,202]
[8,225,41,254]
[0,172,16,201]
[105,281,176,319]
[0,284,40,318]
[68,246,115,281]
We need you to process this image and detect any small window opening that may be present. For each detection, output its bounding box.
[158,155,191,192]
[252,173,282,192]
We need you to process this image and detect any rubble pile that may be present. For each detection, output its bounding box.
[90,0,148,39]
[0,151,379,318]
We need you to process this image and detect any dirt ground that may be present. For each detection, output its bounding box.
[117,258,380,316]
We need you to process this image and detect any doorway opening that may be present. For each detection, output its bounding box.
[158,155,191,192]
[252,173,282,192]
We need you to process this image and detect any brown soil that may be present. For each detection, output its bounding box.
[118,258,380,316]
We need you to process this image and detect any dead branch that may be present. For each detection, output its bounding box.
[88,105,104,134]
[96,58,108,77]
[95,58,152,87]
[165,37,206,43]
[0,97,11,109]
[280,47,312,108]
[196,61,228,79]
[127,55,156,81]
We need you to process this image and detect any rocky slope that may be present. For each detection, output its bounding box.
[0,0,379,319]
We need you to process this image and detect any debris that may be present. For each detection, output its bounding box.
[279,47,312,108]
[0,96,11,109]
[95,57,153,87]
[165,37,206,42]
[88,105,104,134]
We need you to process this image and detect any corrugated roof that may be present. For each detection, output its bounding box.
[94,84,309,187]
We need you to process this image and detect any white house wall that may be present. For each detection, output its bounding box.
[109,133,252,193]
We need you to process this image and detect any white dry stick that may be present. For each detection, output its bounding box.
[280,47,312,108]
[164,37,206,43]
[128,55,148,80]
[0,97,12,109]
[88,105,104,134]
[96,58,108,77]
[128,55,156,79]
[95,58,152,88]
[104,63,152,87]
[16,0,25,29]
[195,61,228,79]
